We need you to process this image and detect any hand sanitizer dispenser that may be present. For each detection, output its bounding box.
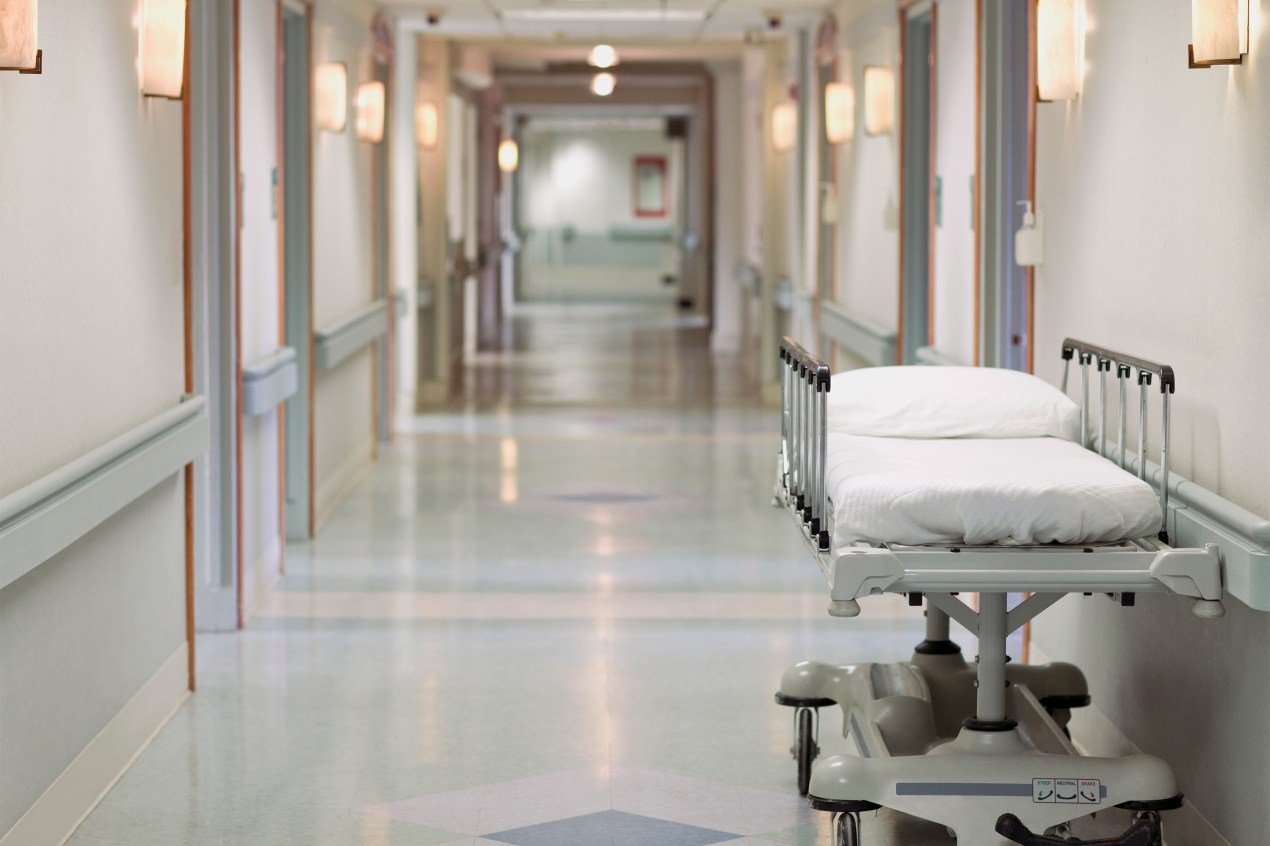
[1015,201,1044,267]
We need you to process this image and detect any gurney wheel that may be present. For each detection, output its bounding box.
[795,708,818,796]
[834,812,860,846]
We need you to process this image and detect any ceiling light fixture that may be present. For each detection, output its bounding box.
[588,44,619,68]
[591,71,616,97]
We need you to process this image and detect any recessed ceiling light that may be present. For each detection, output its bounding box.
[591,71,616,96]
[588,44,619,68]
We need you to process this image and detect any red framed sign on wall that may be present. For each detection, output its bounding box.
[632,155,668,218]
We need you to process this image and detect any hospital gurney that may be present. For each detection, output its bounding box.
[772,338,1225,846]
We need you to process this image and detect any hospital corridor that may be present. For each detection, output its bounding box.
[2,2,1269,846]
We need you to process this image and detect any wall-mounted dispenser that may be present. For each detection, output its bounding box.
[1015,201,1044,266]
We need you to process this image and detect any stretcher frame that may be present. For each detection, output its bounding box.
[774,338,1227,846]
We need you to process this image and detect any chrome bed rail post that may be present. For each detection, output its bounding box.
[1098,358,1109,459]
[1161,387,1172,544]
[801,364,811,524]
[792,361,802,505]
[1117,364,1129,471]
[1079,352,1091,449]
[816,363,831,551]
[779,348,789,490]
[1138,373,1149,481]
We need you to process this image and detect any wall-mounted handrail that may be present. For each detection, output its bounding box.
[819,299,898,367]
[914,346,964,367]
[242,347,298,415]
[314,300,388,372]
[0,395,209,591]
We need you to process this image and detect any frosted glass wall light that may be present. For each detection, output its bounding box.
[356,81,385,143]
[1038,0,1080,100]
[824,82,855,144]
[316,62,347,132]
[416,100,438,149]
[590,71,616,96]
[1190,0,1249,67]
[863,66,894,136]
[498,139,518,173]
[139,0,186,97]
[771,101,797,153]
[0,0,40,73]
[588,44,619,68]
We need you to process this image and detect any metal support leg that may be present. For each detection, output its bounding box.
[976,593,1009,724]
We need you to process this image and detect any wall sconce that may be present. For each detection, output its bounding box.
[0,0,41,74]
[824,82,855,144]
[315,62,347,132]
[588,44,619,68]
[1037,0,1080,100]
[356,81,385,143]
[771,101,797,153]
[498,139,519,173]
[139,0,186,97]
[416,100,439,149]
[1190,0,1249,67]
[590,71,616,96]
[863,66,894,136]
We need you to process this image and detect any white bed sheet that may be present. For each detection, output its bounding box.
[826,434,1163,547]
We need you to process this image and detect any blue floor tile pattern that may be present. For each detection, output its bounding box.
[485,810,740,846]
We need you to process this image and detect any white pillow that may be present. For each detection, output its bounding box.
[826,365,1080,441]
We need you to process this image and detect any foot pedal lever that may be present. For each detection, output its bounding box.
[995,813,1161,846]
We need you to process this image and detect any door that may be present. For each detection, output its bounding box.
[281,5,313,540]
[979,1,1032,371]
[900,6,935,364]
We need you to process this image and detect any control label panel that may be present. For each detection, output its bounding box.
[1033,778,1102,804]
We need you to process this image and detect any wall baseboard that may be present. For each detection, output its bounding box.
[314,438,374,534]
[1029,643,1230,846]
[0,643,190,846]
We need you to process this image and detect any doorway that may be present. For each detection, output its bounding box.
[281,4,313,540]
[900,6,935,364]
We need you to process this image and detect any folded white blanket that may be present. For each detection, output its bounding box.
[826,434,1162,547]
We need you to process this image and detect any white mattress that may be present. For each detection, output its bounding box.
[825,435,1163,547]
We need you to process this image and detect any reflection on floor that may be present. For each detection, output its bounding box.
[68,306,942,846]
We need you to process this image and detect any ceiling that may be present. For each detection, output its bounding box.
[389,0,830,42]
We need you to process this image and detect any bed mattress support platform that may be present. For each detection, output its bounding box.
[773,338,1227,846]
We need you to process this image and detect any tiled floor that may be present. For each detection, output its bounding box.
[67,306,940,845]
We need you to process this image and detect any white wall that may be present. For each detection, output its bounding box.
[830,0,901,367]
[931,0,976,365]
[239,0,284,617]
[0,0,188,835]
[711,62,744,353]
[1031,3,1270,843]
[519,125,680,302]
[312,1,379,526]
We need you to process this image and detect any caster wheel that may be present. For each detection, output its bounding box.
[795,708,818,796]
[835,812,860,846]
